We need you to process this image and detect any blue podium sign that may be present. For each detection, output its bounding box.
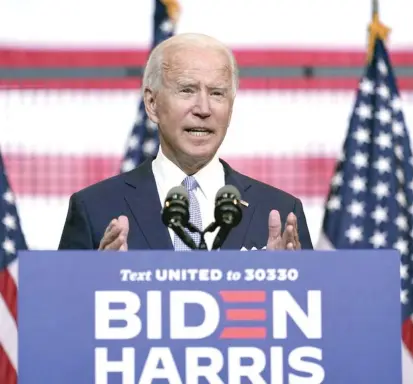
[18,250,401,383]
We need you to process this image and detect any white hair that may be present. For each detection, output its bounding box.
[142,33,239,97]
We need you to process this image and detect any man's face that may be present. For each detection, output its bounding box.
[145,44,234,170]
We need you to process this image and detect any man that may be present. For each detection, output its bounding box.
[58,33,313,251]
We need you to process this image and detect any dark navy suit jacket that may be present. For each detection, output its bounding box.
[58,158,313,250]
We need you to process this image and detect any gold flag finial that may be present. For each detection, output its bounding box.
[160,0,180,23]
[367,0,390,62]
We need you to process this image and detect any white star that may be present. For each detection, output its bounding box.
[331,172,343,188]
[377,60,388,75]
[2,237,15,255]
[374,132,392,149]
[327,195,341,211]
[359,78,374,95]
[350,175,366,193]
[347,200,365,218]
[370,230,387,248]
[135,111,143,125]
[127,135,139,150]
[345,225,363,243]
[3,190,14,204]
[121,158,136,172]
[392,97,402,113]
[394,238,409,256]
[376,84,390,99]
[395,145,404,160]
[2,213,16,231]
[160,19,174,34]
[373,181,390,200]
[397,190,407,207]
[353,127,370,144]
[396,214,408,231]
[392,121,404,136]
[401,263,409,280]
[338,152,346,162]
[351,152,368,169]
[145,119,158,131]
[371,206,388,225]
[401,289,408,305]
[356,103,372,120]
[396,169,404,183]
[374,157,391,174]
[375,108,392,125]
[143,139,158,156]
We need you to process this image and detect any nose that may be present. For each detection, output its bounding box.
[192,90,211,119]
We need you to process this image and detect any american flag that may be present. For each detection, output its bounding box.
[121,0,179,172]
[317,36,413,379]
[0,151,28,384]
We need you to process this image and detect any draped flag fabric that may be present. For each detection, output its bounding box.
[121,0,179,171]
[317,35,413,382]
[0,151,28,384]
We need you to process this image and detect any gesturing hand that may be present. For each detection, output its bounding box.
[266,210,301,251]
[98,215,129,251]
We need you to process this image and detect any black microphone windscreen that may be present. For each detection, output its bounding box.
[166,185,189,201]
[215,185,241,201]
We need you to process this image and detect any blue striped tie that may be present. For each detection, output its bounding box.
[174,176,203,251]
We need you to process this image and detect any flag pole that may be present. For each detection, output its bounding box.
[372,0,379,18]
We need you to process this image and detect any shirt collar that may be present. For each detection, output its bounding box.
[152,146,224,199]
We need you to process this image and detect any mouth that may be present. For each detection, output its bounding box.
[184,128,213,137]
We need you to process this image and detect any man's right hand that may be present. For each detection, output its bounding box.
[98,215,129,251]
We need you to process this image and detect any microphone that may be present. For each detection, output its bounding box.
[211,185,243,250]
[161,186,197,249]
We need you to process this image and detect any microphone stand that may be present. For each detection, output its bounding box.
[169,221,198,249]
[180,221,220,251]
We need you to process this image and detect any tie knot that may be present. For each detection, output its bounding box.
[182,176,198,192]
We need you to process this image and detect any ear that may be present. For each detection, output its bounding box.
[143,88,160,124]
[227,98,235,123]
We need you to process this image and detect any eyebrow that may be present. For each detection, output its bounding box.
[176,80,229,91]
[176,80,197,87]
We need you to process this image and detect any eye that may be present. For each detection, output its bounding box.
[212,90,225,96]
[180,88,194,93]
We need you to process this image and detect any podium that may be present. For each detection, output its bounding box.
[18,249,401,383]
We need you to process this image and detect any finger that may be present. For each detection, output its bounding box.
[99,228,121,250]
[103,234,127,250]
[117,215,130,237]
[282,213,296,250]
[266,210,282,250]
[288,213,301,249]
[284,213,300,250]
[99,216,130,251]
[282,223,295,250]
[99,220,123,250]
[286,212,297,226]
[117,216,129,250]
[293,221,301,249]
[104,218,117,235]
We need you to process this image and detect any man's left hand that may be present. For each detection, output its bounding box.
[266,210,301,250]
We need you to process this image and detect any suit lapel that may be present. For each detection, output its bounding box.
[122,158,256,251]
[123,160,173,250]
[219,160,256,250]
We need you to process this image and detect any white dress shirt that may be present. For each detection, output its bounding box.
[152,146,225,250]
